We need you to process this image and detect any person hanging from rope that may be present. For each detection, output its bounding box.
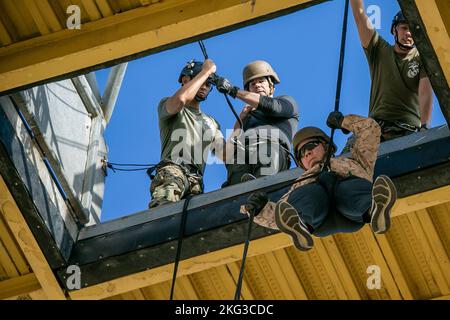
[240,112,397,251]
[213,61,299,186]
[343,0,433,151]
[148,59,226,208]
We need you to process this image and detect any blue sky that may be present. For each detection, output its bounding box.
[96,0,445,222]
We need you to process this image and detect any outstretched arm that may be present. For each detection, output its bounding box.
[350,0,375,48]
[165,59,216,114]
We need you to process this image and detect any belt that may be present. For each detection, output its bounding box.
[374,119,419,133]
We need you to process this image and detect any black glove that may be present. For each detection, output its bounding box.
[245,191,268,217]
[327,111,349,134]
[215,76,239,98]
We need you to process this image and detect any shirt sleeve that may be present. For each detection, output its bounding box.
[257,95,299,119]
[364,32,389,65]
[341,115,381,177]
[158,97,176,121]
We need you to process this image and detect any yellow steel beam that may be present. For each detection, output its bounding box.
[0,273,41,300]
[0,175,66,300]
[0,0,325,93]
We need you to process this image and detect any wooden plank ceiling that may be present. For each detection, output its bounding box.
[0,0,150,47]
[100,202,450,301]
[0,0,326,93]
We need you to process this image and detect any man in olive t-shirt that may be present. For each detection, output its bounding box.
[349,0,433,142]
[148,59,225,209]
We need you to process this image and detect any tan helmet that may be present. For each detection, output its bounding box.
[243,60,281,89]
[293,127,337,163]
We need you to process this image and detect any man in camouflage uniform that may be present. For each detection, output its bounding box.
[347,0,433,147]
[242,111,397,251]
[149,59,225,208]
[214,61,299,186]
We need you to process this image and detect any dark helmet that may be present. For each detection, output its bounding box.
[391,10,408,35]
[178,60,214,101]
[178,60,203,83]
[178,60,216,84]
[292,127,337,165]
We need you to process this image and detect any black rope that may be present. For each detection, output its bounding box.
[234,209,255,300]
[105,162,157,174]
[224,93,244,130]
[323,0,350,171]
[169,194,192,300]
[198,40,209,60]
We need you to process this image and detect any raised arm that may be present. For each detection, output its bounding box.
[350,0,375,48]
[165,59,216,114]
[418,77,433,128]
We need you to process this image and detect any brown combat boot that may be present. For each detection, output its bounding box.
[275,200,314,251]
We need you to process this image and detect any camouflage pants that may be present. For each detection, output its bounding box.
[148,163,203,209]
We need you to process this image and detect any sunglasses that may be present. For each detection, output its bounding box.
[297,140,322,159]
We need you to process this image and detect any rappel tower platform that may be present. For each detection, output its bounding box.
[0,0,450,300]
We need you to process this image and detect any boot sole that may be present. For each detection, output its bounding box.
[275,201,314,251]
[370,175,397,234]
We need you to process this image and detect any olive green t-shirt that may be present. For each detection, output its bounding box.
[158,97,223,174]
[364,32,427,127]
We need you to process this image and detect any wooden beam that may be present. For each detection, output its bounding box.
[24,0,51,35]
[81,0,103,21]
[0,215,30,275]
[69,232,292,300]
[0,18,13,46]
[0,0,326,93]
[392,185,450,217]
[415,0,450,86]
[94,0,114,17]
[0,273,41,300]
[0,175,66,300]
[373,234,414,300]
[35,0,63,33]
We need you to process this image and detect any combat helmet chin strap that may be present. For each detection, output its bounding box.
[393,26,415,51]
[395,35,415,51]
[194,92,208,102]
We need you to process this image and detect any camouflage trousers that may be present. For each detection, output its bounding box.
[148,162,203,209]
